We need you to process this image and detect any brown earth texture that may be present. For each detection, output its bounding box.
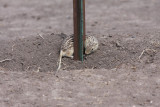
[0,0,160,107]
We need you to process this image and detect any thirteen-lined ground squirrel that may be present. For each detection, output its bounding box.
[57,35,99,71]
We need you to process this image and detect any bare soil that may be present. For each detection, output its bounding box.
[0,0,160,107]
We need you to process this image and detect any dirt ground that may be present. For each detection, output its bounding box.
[0,0,160,106]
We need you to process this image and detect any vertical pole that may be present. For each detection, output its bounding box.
[73,0,79,60]
[83,0,86,53]
[79,0,84,61]
[73,0,85,61]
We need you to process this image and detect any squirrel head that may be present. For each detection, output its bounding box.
[85,36,99,55]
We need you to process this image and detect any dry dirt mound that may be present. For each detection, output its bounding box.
[0,33,62,72]
[0,32,160,72]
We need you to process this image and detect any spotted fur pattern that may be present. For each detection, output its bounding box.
[57,35,98,71]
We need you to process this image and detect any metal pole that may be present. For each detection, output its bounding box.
[83,0,86,49]
[79,0,83,61]
[73,0,85,61]
[73,0,79,60]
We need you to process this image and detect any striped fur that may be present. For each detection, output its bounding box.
[57,35,98,71]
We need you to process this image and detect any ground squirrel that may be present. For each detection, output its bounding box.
[57,35,99,71]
